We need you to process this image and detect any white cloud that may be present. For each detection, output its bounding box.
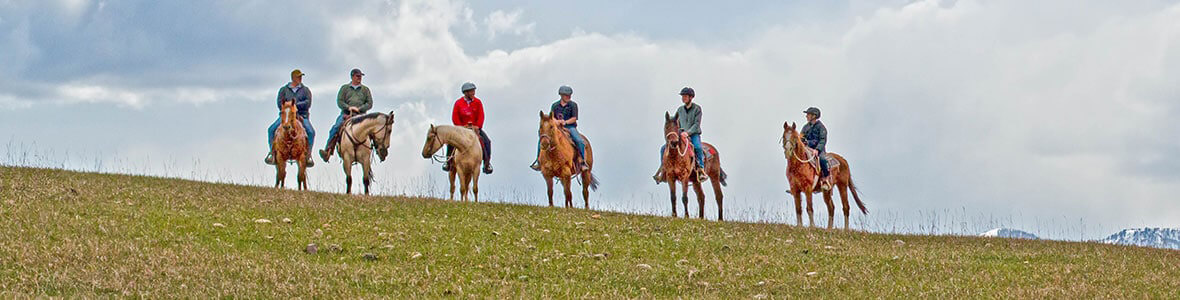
[484,9,535,40]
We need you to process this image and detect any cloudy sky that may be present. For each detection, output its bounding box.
[2,0,1179,239]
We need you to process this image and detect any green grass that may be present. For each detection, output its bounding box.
[1,166,1177,298]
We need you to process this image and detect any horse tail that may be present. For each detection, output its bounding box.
[836,156,868,214]
[588,172,600,191]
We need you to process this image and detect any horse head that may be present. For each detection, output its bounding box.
[538,111,559,150]
[280,99,298,130]
[783,121,803,155]
[421,124,443,158]
[663,112,681,146]
[372,112,395,161]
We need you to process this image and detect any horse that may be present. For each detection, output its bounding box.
[782,121,868,229]
[537,111,600,208]
[334,111,395,195]
[272,99,309,190]
[421,124,483,202]
[659,112,728,220]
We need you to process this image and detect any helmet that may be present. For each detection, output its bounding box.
[461,82,477,92]
[558,85,573,95]
[679,87,695,96]
[804,107,821,118]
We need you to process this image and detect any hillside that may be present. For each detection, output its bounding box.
[1,166,1178,298]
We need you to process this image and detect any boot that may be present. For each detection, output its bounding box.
[306,156,314,167]
[442,160,451,172]
[529,160,541,171]
[820,176,831,191]
[483,162,494,174]
[652,169,664,184]
[319,149,332,162]
[264,153,276,165]
[695,167,707,183]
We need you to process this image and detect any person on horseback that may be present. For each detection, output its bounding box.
[266,69,315,167]
[319,68,373,162]
[653,87,707,183]
[802,107,831,191]
[443,82,493,174]
[530,85,588,172]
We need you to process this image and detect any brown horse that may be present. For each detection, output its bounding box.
[537,111,599,208]
[659,112,728,220]
[272,99,309,190]
[335,111,395,195]
[782,122,867,229]
[421,124,483,202]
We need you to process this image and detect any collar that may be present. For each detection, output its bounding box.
[350,83,362,89]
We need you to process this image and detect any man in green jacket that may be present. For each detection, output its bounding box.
[319,68,374,162]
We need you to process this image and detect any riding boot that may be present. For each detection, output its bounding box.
[483,161,493,174]
[695,167,707,183]
[319,148,332,162]
[306,156,314,167]
[265,153,276,165]
[529,160,541,171]
[652,169,664,184]
[442,146,453,172]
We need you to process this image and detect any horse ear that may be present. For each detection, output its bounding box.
[387,112,395,124]
[783,121,789,129]
[790,122,797,130]
[539,110,546,120]
[429,124,434,130]
[665,112,671,121]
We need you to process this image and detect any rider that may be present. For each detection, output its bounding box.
[443,82,493,174]
[530,85,587,172]
[653,87,706,183]
[801,107,830,191]
[319,68,373,162]
[265,69,315,167]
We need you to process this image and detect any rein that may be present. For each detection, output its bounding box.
[428,127,451,164]
[665,132,690,157]
[785,133,816,164]
[343,114,390,160]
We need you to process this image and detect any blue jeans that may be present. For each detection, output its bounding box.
[659,134,704,169]
[536,125,585,160]
[325,113,346,149]
[268,115,315,153]
[817,151,830,177]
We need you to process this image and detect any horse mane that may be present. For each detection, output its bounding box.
[433,125,480,148]
[347,112,385,125]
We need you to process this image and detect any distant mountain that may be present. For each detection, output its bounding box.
[1099,228,1180,250]
[979,228,1039,239]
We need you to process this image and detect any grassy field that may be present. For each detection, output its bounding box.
[1,166,1178,298]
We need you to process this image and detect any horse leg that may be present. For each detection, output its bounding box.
[824,190,835,229]
[681,180,690,218]
[472,173,480,203]
[668,181,678,218]
[561,177,573,208]
[361,157,373,195]
[545,176,555,207]
[342,157,352,195]
[448,169,457,201]
[711,178,724,221]
[838,183,850,230]
[275,160,286,189]
[693,180,706,219]
[582,173,591,210]
[806,191,815,227]
[457,171,469,202]
[792,191,803,226]
[297,160,308,191]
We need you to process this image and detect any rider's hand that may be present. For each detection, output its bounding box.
[348,107,360,113]
[680,132,689,139]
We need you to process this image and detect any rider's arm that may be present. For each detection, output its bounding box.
[566,102,578,125]
[359,86,373,112]
[685,107,702,135]
[276,87,285,109]
[474,100,485,128]
[337,85,348,111]
[816,124,827,153]
[451,100,462,125]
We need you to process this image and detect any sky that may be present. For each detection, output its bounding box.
[2,0,1179,240]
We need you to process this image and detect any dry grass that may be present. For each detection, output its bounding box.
[1,166,1178,298]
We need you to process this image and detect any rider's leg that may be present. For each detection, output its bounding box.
[320,114,345,161]
[530,138,542,171]
[653,145,666,183]
[302,117,316,167]
[566,126,587,169]
[478,129,493,174]
[442,145,454,171]
[690,134,706,181]
[265,116,280,164]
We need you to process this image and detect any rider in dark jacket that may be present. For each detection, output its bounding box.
[801,107,829,190]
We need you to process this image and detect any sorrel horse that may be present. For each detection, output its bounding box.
[272,99,309,190]
[335,111,395,195]
[659,112,728,220]
[421,125,483,202]
[537,111,600,208]
[782,122,867,229]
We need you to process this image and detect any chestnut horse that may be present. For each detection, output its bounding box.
[272,99,309,190]
[421,125,483,202]
[537,111,600,208]
[335,111,395,195]
[782,122,867,229]
[659,112,728,220]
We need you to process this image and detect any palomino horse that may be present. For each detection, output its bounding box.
[537,111,600,208]
[659,112,728,220]
[272,99,309,190]
[782,122,868,229]
[334,111,395,195]
[421,125,483,202]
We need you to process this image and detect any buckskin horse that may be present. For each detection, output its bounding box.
[421,124,483,202]
[782,122,867,229]
[537,111,599,208]
[334,111,395,195]
[272,99,309,190]
[659,112,728,220]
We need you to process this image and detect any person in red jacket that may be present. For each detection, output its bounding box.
[445,82,493,174]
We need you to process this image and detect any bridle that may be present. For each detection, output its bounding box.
[428,126,450,164]
[784,132,815,164]
[664,131,689,157]
[343,113,392,159]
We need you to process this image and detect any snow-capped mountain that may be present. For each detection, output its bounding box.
[1099,228,1180,250]
[979,228,1039,239]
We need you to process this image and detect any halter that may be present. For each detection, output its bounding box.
[342,114,391,161]
[665,131,690,157]
[784,133,816,164]
[428,126,451,164]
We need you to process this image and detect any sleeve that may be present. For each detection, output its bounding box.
[451,100,462,125]
[301,89,312,112]
[276,87,284,109]
[570,102,579,120]
[816,124,828,153]
[549,102,558,116]
[336,86,348,111]
[687,107,702,135]
[360,87,373,112]
[474,100,486,128]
